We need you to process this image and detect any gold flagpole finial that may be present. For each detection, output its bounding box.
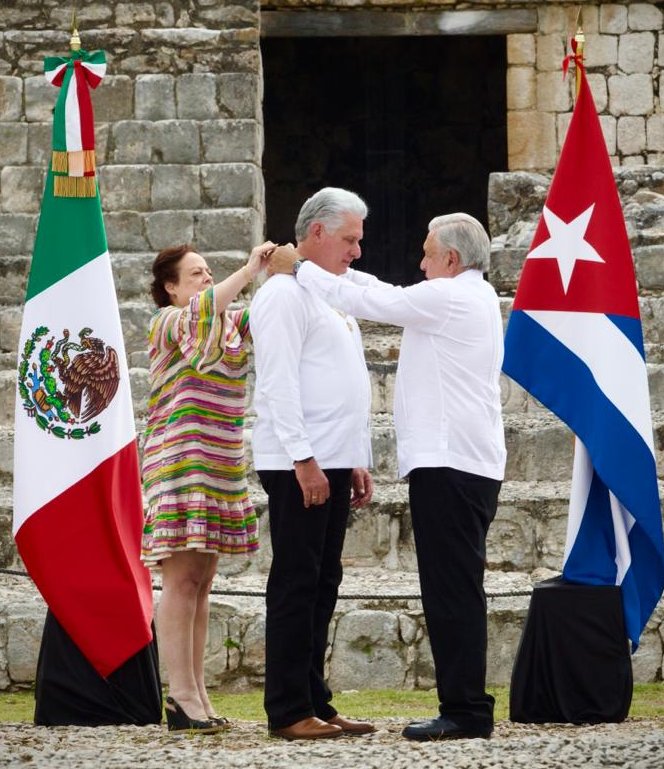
[574,7,585,99]
[70,7,81,51]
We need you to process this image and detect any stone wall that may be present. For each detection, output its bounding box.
[261,0,664,170]
[1,1,663,691]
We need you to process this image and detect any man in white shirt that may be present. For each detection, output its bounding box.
[250,188,375,740]
[268,213,506,741]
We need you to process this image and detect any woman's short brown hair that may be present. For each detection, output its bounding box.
[150,244,194,307]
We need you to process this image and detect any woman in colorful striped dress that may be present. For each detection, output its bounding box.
[142,241,274,733]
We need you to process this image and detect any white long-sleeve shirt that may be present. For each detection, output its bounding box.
[297,261,506,481]
[249,273,372,470]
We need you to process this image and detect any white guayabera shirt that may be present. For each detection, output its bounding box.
[296,261,506,482]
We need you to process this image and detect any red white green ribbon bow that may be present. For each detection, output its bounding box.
[44,49,106,197]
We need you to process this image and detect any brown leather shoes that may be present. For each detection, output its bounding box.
[270,716,343,740]
[327,714,376,735]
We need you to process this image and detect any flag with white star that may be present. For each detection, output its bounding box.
[502,64,664,649]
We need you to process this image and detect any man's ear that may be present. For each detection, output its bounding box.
[448,249,461,271]
[310,222,325,242]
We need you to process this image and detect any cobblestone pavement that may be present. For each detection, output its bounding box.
[1,717,663,768]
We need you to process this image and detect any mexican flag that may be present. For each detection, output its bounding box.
[13,48,153,677]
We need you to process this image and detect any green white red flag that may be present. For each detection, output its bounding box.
[13,48,153,677]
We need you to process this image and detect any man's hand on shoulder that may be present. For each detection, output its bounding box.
[266,244,300,278]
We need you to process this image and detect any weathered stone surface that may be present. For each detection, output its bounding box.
[506,33,535,65]
[647,115,664,152]
[628,3,663,31]
[0,213,35,256]
[618,116,646,156]
[0,166,44,213]
[6,600,45,683]
[507,67,535,111]
[618,31,655,74]
[200,163,262,208]
[195,208,261,252]
[91,75,133,122]
[116,2,157,26]
[0,76,21,121]
[23,75,57,122]
[600,3,628,34]
[135,74,176,120]
[582,32,619,67]
[328,610,407,690]
[587,73,608,112]
[152,164,201,210]
[110,120,154,164]
[151,119,201,163]
[0,255,29,304]
[535,33,566,72]
[536,71,572,113]
[99,165,152,211]
[176,73,219,119]
[26,122,50,166]
[104,211,149,251]
[0,124,28,171]
[144,210,195,251]
[218,73,260,119]
[507,111,556,170]
[609,73,654,116]
[201,119,261,163]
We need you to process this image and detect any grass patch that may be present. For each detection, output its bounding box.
[1,684,662,724]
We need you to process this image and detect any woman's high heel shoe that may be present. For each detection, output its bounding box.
[208,714,231,728]
[165,696,221,734]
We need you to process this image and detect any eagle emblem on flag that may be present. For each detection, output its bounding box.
[18,325,120,437]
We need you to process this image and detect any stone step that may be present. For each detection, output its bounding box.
[0,567,661,692]
[1,402,663,487]
[4,465,663,577]
[2,324,663,428]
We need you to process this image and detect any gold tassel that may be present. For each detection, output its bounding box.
[51,151,69,173]
[51,150,96,175]
[54,175,97,198]
[83,149,96,174]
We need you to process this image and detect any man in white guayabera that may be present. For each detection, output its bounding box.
[268,212,506,741]
[250,188,376,741]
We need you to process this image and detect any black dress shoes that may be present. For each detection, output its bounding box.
[402,716,492,741]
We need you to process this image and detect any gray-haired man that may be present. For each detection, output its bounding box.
[268,213,507,740]
[250,188,376,740]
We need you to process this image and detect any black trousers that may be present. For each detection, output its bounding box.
[258,468,352,729]
[409,466,501,730]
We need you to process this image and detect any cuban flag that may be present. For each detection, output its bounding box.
[502,62,664,650]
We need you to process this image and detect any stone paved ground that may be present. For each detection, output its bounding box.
[1,718,663,768]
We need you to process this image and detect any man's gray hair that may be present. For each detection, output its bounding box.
[428,213,491,272]
[295,187,368,242]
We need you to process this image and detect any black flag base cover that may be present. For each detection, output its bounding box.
[34,610,163,726]
[510,578,633,724]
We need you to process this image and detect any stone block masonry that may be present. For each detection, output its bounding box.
[0,0,663,692]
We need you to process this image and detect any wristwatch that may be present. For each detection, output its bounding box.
[292,259,307,276]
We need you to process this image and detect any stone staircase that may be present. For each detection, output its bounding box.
[1,37,664,689]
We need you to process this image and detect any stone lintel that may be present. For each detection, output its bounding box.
[260,9,537,38]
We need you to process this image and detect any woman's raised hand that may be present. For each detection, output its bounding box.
[245,241,277,280]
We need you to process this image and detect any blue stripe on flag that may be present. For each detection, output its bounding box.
[606,314,645,359]
[564,469,617,586]
[504,309,664,647]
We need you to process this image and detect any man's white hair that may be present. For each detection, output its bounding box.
[428,213,491,272]
[295,187,368,242]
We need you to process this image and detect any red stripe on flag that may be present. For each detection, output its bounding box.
[74,60,96,151]
[15,441,153,678]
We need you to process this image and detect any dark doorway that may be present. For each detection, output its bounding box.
[261,36,507,285]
